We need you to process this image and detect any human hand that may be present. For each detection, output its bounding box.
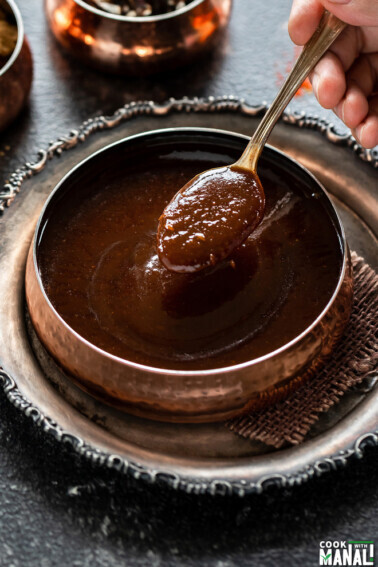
[289,0,378,148]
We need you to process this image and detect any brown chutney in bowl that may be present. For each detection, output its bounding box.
[25,128,353,422]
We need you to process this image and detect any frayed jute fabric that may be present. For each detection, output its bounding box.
[228,253,378,448]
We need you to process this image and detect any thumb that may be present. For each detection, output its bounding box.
[323,0,378,27]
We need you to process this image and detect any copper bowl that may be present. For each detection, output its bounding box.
[25,128,353,423]
[45,0,232,74]
[0,0,32,131]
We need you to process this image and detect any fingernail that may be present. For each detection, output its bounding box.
[353,121,364,145]
[356,123,365,144]
[341,99,346,124]
[312,73,320,99]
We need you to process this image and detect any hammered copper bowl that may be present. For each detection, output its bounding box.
[25,128,353,423]
[0,0,32,131]
[45,0,232,74]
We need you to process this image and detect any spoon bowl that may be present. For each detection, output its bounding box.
[157,165,265,273]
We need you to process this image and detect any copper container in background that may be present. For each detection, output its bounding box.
[44,0,232,74]
[25,128,354,424]
[0,0,33,132]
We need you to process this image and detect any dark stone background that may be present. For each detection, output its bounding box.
[0,1,377,565]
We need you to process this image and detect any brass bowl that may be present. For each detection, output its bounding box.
[0,0,33,131]
[25,128,353,423]
[44,0,232,74]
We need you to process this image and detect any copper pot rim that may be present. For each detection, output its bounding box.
[30,126,349,377]
[0,0,25,77]
[73,0,209,23]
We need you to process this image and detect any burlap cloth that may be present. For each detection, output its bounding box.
[228,253,378,448]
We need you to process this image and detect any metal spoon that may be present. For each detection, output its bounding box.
[157,11,346,274]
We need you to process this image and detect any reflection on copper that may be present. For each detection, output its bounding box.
[54,6,72,29]
[83,32,94,44]
[45,0,232,74]
[133,45,155,57]
[192,13,216,42]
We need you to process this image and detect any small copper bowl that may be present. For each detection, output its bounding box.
[25,128,353,423]
[45,0,232,74]
[0,0,32,131]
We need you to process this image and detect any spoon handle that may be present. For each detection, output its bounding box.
[236,10,347,172]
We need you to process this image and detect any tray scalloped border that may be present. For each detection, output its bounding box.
[0,96,377,496]
[1,96,377,213]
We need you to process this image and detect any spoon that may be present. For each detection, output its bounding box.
[157,11,346,274]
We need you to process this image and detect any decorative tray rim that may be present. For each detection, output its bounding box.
[1,96,377,213]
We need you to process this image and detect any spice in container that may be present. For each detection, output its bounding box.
[87,0,189,16]
[0,8,17,69]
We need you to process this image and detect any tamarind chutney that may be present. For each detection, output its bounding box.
[38,141,342,371]
[157,165,265,273]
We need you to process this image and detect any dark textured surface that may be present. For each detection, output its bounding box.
[0,1,377,565]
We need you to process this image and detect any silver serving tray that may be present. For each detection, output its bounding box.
[0,97,377,496]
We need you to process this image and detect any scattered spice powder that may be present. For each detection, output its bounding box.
[275,46,313,98]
